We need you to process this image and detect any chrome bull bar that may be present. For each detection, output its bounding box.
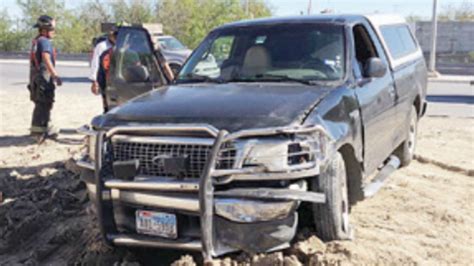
[200,130,226,260]
[80,124,327,260]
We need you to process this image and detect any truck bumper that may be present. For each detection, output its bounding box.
[77,126,327,260]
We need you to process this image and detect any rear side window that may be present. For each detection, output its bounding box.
[380,25,418,60]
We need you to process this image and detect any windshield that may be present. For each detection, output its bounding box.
[177,23,345,84]
[158,37,187,50]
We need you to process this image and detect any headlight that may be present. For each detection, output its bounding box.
[243,139,289,171]
[242,129,331,172]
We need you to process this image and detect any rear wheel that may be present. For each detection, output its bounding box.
[312,152,352,241]
[394,106,418,167]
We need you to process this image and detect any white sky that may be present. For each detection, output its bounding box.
[0,0,469,21]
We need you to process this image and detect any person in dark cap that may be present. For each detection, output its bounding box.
[89,25,118,113]
[28,15,62,143]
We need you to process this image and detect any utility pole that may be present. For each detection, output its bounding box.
[245,0,249,16]
[307,0,312,15]
[429,0,438,74]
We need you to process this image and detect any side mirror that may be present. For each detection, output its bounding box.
[123,65,149,83]
[364,57,387,78]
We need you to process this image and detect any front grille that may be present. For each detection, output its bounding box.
[112,138,236,178]
[216,142,237,170]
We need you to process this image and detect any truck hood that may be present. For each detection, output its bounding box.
[94,83,331,132]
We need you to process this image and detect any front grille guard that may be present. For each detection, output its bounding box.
[93,124,328,261]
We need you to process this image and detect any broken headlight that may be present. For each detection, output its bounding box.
[242,129,331,172]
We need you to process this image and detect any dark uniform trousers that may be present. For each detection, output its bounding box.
[29,75,55,134]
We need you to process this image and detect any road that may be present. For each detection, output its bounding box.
[0,62,90,96]
[1,62,473,117]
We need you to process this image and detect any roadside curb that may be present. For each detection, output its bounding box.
[0,59,89,68]
[428,77,474,85]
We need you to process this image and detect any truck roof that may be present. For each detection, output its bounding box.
[215,14,406,30]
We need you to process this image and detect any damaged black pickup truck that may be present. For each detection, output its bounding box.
[77,14,427,260]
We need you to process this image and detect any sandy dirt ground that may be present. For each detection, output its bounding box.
[0,88,473,265]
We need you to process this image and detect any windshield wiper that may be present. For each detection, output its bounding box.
[176,73,224,84]
[252,73,319,85]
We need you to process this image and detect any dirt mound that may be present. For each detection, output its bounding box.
[0,159,352,265]
[0,162,99,265]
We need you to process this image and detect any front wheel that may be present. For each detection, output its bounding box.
[312,152,352,241]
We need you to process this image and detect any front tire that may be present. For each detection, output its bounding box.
[394,106,418,167]
[312,152,352,241]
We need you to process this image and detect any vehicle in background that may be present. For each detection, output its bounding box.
[91,23,190,77]
[156,35,192,75]
[78,14,427,260]
[192,53,220,77]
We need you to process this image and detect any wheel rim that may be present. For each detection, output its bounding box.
[340,165,350,234]
[407,112,417,156]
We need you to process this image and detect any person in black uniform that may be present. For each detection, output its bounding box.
[28,15,62,143]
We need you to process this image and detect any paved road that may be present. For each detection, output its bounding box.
[0,62,90,96]
[426,82,474,117]
[1,62,473,117]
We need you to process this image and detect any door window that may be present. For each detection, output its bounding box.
[112,28,164,84]
[353,24,379,77]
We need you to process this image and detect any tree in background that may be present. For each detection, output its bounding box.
[1,0,272,53]
[0,9,30,51]
[55,12,93,53]
[16,0,93,53]
[407,0,474,22]
[111,0,157,24]
[78,0,112,39]
[12,0,160,53]
[157,0,272,49]
[16,0,66,27]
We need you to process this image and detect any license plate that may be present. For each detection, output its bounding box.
[136,210,177,239]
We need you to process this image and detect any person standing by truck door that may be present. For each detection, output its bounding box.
[29,15,62,143]
[89,26,118,109]
[96,31,117,113]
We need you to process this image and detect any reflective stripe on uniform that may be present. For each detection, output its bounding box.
[30,125,49,133]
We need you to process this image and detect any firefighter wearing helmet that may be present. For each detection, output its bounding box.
[28,15,62,143]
